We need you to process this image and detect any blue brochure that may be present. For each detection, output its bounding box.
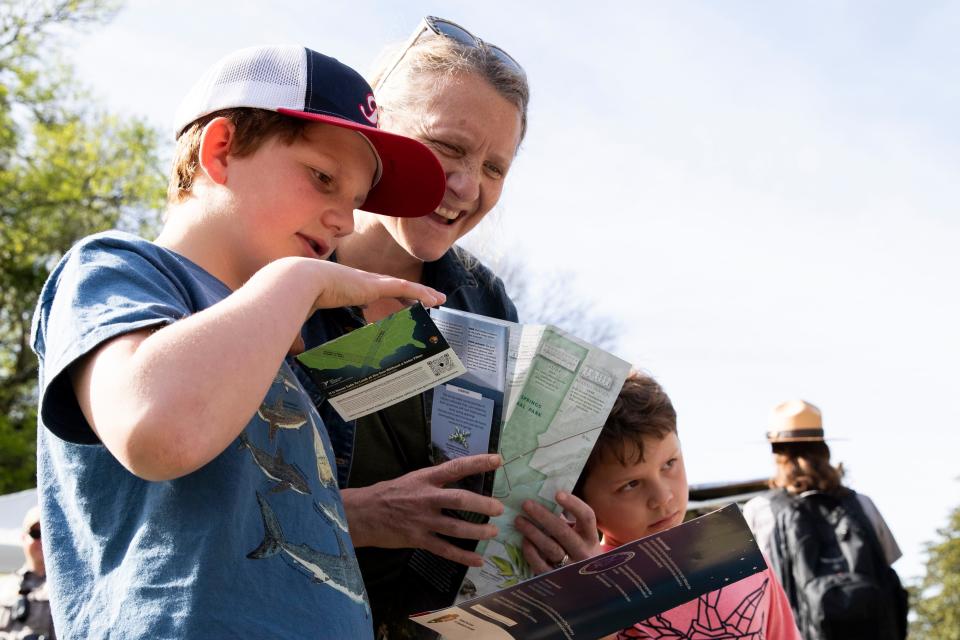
[432,385,496,459]
[428,307,509,493]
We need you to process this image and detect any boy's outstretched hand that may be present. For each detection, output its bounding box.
[286,259,446,355]
[515,491,604,575]
[307,260,446,315]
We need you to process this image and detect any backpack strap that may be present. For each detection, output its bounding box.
[768,490,843,607]
[839,490,909,640]
[766,489,800,611]
[837,490,888,566]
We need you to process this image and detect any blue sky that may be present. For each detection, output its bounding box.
[68,0,960,581]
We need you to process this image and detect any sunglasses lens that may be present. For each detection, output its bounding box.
[29,526,40,540]
[426,17,524,76]
[488,45,525,75]
[427,18,477,48]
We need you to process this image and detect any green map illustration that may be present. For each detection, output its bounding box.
[297,307,426,372]
[492,330,586,503]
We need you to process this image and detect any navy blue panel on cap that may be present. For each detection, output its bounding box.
[275,47,444,218]
[303,48,379,127]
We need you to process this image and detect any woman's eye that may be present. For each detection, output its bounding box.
[484,162,505,179]
[432,140,462,157]
[663,458,677,470]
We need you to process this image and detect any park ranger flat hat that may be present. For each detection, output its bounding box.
[766,399,827,443]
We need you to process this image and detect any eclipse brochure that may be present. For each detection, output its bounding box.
[410,504,766,640]
[296,303,466,421]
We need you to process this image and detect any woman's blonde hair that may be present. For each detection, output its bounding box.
[369,31,530,143]
[770,441,845,495]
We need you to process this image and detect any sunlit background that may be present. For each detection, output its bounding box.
[65,0,960,583]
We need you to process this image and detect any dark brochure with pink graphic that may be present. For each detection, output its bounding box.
[410,504,765,640]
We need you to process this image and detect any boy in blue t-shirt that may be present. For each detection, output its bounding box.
[30,45,446,639]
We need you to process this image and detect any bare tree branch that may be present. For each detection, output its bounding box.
[493,254,624,352]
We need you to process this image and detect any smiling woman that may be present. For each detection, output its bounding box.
[336,16,528,300]
[298,15,530,637]
[348,72,522,277]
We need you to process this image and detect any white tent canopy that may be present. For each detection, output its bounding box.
[0,488,38,573]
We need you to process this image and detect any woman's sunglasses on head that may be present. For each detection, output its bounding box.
[376,15,525,91]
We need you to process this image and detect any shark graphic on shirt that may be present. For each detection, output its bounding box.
[274,369,301,393]
[257,397,308,440]
[314,499,349,534]
[238,433,311,495]
[306,409,336,489]
[248,492,367,608]
[266,366,334,488]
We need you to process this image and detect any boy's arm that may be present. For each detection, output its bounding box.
[71,257,444,482]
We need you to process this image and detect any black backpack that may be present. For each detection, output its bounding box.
[767,488,908,640]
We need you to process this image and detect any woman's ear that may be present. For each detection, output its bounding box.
[197,117,236,185]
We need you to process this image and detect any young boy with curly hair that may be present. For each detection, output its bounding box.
[519,373,801,639]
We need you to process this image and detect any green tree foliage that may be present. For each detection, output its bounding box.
[911,499,960,640]
[0,0,167,492]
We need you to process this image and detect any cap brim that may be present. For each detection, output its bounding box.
[277,108,444,218]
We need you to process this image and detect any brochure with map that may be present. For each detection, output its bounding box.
[402,310,630,610]
[457,320,632,601]
[296,303,466,421]
[411,504,767,640]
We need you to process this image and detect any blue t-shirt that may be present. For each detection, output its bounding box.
[30,231,372,639]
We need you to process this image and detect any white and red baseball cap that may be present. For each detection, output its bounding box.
[173,45,444,218]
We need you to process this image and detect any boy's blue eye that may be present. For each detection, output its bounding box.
[619,479,640,493]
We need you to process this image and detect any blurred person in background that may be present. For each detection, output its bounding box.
[743,400,901,565]
[0,506,54,640]
[743,400,906,640]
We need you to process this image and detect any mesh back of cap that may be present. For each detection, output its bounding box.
[173,45,307,138]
